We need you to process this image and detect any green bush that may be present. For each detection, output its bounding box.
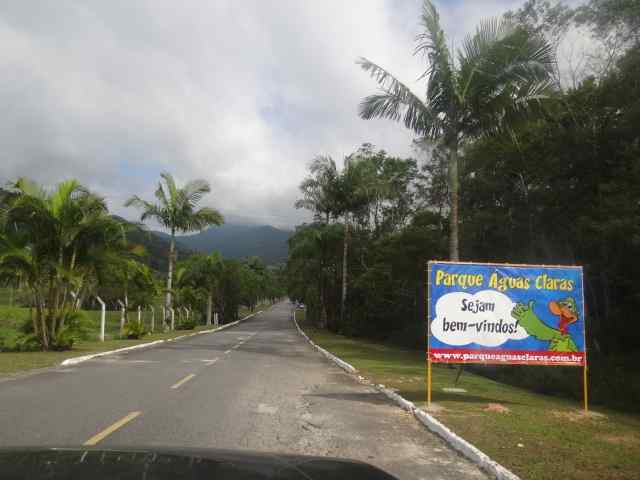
[0,327,41,352]
[19,317,35,334]
[64,311,96,341]
[122,321,147,339]
[175,318,196,330]
[16,333,41,352]
[0,306,31,331]
[51,327,75,351]
[0,327,22,351]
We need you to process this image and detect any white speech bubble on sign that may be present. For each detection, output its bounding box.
[432,290,528,347]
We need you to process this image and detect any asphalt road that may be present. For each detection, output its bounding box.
[0,302,486,480]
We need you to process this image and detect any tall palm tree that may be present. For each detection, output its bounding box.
[295,156,340,224]
[358,0,555,260]
[125,173,223,321]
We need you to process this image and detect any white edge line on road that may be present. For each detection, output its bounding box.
[60,311,262,367]
[291,311,520,480]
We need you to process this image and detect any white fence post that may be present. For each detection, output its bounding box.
[170,308,175,330]
[96,296,106,342]
[150,305,155,332]
[117,299,126,335]
[137,305,142,324]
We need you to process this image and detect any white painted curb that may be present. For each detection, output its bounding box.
[292,312,357,374]
[61,311,261,367]
[292,311,520,480]
[412,409,520,480]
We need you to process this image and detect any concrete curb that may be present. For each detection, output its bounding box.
[291,311,520,480]
[61,311,261,367]
[292,312,357,374]
[412,409,520,480]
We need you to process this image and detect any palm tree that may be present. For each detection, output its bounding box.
[295,156,340,224]
[125,173,223,321]
[1,178,124,349]
[178,251,223,326]
[358,0,555,260]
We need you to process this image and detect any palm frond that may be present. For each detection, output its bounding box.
[181,179,211,207]
[457,20,556,138]
[160,172,178,204]
[414,1,455,112]
[49,179,87,218]
[178,207,224,232]
[12,177,47,200]
[458,17,514,101]
[154,182,170,209]
[357,58,441,137]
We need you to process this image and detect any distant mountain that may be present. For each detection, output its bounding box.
[155,223,292,264]
[121,219,194,273]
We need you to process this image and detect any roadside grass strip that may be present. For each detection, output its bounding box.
[295,312,640,480]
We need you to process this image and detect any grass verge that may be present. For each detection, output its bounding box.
[0,303,270,376]
[297,312,640,480]
[0,326,213,375]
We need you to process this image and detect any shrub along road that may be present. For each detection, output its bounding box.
[0,302,485,480]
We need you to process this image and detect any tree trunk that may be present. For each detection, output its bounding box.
[166,229,176,322]
[448,140,460,261]
[47,278,57,342]
[36,293,48,350]
[30,292,39,338]
[207,291,213,326]
[340,216,349,327]
[448,137,463,381]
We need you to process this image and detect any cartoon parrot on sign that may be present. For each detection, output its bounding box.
[510,297,579,352]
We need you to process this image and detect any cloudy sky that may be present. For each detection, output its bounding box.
[0,0,586,228]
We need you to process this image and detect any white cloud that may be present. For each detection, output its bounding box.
[432,290,528,347]
[0,0,560,228]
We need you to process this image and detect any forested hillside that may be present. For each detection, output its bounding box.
[120,219,193,273]
[157,224,291,264]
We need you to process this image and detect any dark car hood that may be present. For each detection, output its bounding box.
[0,447,397,479]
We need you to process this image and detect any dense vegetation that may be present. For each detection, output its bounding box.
[0,175,285,351]
[287,0,640,410]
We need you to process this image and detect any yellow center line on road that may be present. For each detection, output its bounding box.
[83,411,142,446]
[170,373,196,390]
